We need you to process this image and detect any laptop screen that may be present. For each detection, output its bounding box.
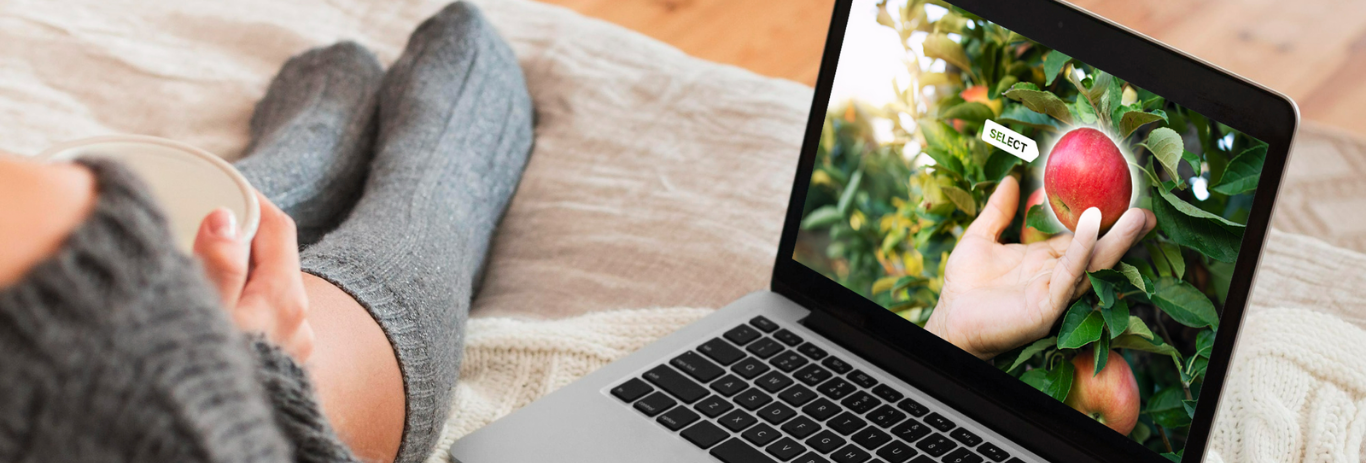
[791,1,1268,459]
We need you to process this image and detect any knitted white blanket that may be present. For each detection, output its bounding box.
[433,231,1366,463]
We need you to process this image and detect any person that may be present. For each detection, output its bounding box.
[0,3,530,462]
[925,175,1156,360]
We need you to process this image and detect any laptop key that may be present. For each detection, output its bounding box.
[735,388,775,410]
[643,365,709,403]
[779,384,818,407]
[794,364,834,386]
[851,427,892,450]
[846,370,878,389]
[867,405,906,428]
[657,406,701,431]
[922,413,955,432]
[610,378,653,402]
[767,437,808,461]
[942,448,983,463]
[750,316,780,333]
[871,385,903,403]
[802,398,842,421]
[875,440,917,463]
[757,371,796,393]
[827,412,867,435]
[890,419,932,443]
[821,357,853,374]
[733,357,773,379]
[743,423,782,446]
[770,352,811,372]
[712,374,749,396]
[797,342,829,360]
[774,329,804,346]
[726,325,762,345]
[720,409,760,432]
[949,428,982,447]
[817,377,857,400]
[782,415,822,439]
[713,437,779,463]
[913,433,957,457]
[793,452,833,463]
[896,398,929,417]
[747,338,786,359]
[700,337,748,365]
[977,443,1010,462]
[696,395,735,418]
[841,391,881,414]
[682,420,730,449]
[757,402,798,424]
[805,430,847,453]
[830,444,872,463]
[672,351,725,382]
[633,391,677,416]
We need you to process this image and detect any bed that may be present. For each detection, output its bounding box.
[3,0,1364,461]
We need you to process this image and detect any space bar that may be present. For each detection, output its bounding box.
[710,438,776,463]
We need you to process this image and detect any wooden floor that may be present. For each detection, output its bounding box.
[535,0,1366,137]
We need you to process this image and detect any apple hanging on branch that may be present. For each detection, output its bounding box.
[1065,348,1140,435]
[1044,128,1133,232]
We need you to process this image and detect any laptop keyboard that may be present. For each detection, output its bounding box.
[609,316,1026,463]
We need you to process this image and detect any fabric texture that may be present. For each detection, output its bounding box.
[234,41,383,246]
[0,159,355,463]
[4,0,1366,462]
[298,3,534,462]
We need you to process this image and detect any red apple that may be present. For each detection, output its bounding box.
[1043,128,1132,232]
[1020,188,1053,244]
[1064,349,1140,435]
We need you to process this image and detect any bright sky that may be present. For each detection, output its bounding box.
[827,0,949,109]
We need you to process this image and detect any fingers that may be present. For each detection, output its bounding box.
[193,208,248,308]
[1047,207,1101,312]
[1087,208,1157,272]
[238,194,310,348]
[964,175,1020,241]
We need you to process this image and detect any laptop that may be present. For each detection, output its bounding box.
[449,0,1298,462]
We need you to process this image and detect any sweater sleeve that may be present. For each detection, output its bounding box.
[0,159,355,463]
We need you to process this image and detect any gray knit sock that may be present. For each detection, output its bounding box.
[234,42,383,246]
[299,3,534,462]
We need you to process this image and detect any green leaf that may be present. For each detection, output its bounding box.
[1152,277,1220,328]
[1003,83,1074,125]
[1100,299,1130,340]
[1162,450,1184,462]
[991,75,1018,100]
[1182,149,1201,176]
[1088,72,1123,117]
[1020,368,1049,391]
[1025,204,1065,235]
[1117,109,1168,140]
[1159,242,1186,279]
[998,105,1058,131]
[1210,144,1267,195]
[1121,316,1155,340]
[942,186,977,217]
[1130,421,1151,443]
[924,33,972,73]
[1196,328,1216,358]
[940,102,995,124]
[1008,336,1056,373]
[1087,269,1136,308]
[1185,355,1209,382]
[1116,262,1149,294]
[1071,98,1097,125]
[1112,333,1182,370]
[982,150,1020,185]
[800,206,843,230]
[837,169,863,216]
[1043,50,1072,86]
[1093,332,1110,375]
[1044,359,1075,402]
[1152,186,1245,262]
[1147,386,1193,428]
[1058,300,1105,349]
[1140,128,1187,189]
[1183,399,1198,419]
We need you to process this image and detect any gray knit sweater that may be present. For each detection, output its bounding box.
[0,160,357,463]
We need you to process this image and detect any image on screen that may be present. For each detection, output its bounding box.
[792,1,1268,458]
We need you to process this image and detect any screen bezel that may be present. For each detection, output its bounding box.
[772,1,1298,462]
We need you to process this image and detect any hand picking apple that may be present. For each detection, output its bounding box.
[924,176,1155,359]
[1045,128,1133,232]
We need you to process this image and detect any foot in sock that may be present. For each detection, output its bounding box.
[234,42,383,246]
[300,3,535,462]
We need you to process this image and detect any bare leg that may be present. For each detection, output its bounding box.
[302,273,405,463]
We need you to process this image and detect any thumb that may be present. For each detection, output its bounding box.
[193,208,249,308]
